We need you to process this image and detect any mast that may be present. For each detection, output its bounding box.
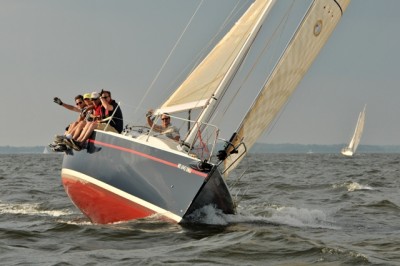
[183,0,276,146]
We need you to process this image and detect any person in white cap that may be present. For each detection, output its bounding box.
[66,92,95,140]
[65,90,122,151]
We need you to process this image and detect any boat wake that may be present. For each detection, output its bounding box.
[0,201,73,217]
[245,206,339,229]
[184,204,339,229]
[0,200,340,230]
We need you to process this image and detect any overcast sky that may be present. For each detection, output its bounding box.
[1,0,399,147]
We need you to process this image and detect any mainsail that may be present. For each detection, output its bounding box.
[224,0,351,175]
[341,105,366,156]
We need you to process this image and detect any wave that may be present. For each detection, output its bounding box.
[333,181,373,192]
[362,199,400,210]
[0,201,73,217]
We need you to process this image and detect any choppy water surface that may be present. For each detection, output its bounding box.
[0,153,399,265]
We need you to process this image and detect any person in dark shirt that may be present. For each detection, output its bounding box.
[98,90,123,133]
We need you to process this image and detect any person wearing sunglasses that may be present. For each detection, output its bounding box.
[64,91,104,150]
[50,94,90,151]
[97,90,123,134]
[146,110,180,142]
[53,94,87,113]
[65,93,96,141]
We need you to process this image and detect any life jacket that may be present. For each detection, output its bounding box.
[94,104,104,119]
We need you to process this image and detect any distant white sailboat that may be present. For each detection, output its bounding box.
[341,105,366,157]
[43,146,51,154]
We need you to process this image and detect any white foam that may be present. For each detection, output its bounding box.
[333,181,373,191]
[184,204,338,229]
[0,202,73,217]
[264,206,339,229]
[184,205,230,225]
[57,219,93,226]
[346,182,373,191]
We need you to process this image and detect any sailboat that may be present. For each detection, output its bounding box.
[60,0,351,224]
[341,105,366,157]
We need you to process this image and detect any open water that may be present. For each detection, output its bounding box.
[0,153,399,265]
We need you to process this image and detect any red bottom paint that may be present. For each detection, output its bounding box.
[62,175,155,224]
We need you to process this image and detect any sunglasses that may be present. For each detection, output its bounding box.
[76,101,83,105]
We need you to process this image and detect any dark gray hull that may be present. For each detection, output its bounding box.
[61,131,235,223]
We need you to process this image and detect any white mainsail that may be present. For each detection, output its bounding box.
[341,105,366,157]
[224,0,351,175]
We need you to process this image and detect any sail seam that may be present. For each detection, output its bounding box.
[333,0,344,15]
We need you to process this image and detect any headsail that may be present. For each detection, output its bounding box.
[157,0,276,115]
[156,0,276,146]
[224,0,351,175]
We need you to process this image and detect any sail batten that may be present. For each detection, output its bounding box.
[224,0,351,175]
[155,99,208,115]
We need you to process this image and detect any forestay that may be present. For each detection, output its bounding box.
[224,0,351,176]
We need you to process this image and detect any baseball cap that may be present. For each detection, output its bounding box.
[91,92,100,99]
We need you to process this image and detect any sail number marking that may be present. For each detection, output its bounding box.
[178,164,192,174]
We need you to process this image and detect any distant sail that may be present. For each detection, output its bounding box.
[224,0,351,176]
[341,105,366,157]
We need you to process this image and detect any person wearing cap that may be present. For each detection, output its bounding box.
[66,93,95,140]
[65,90,123,151]
[78,92,102,121]
[83,93,92,106]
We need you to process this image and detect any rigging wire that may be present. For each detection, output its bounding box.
[163,0,248,95]
[261,0,314,139]
[130,0,250,139]
[211,1,297,129]
[135,1,249,121]
[134,0,205,117]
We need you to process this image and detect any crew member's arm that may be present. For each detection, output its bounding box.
[146,110,161,132]
[100,97,114,111]
[54,97,80,112]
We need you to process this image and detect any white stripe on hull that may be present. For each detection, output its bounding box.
[61,168,183,223]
